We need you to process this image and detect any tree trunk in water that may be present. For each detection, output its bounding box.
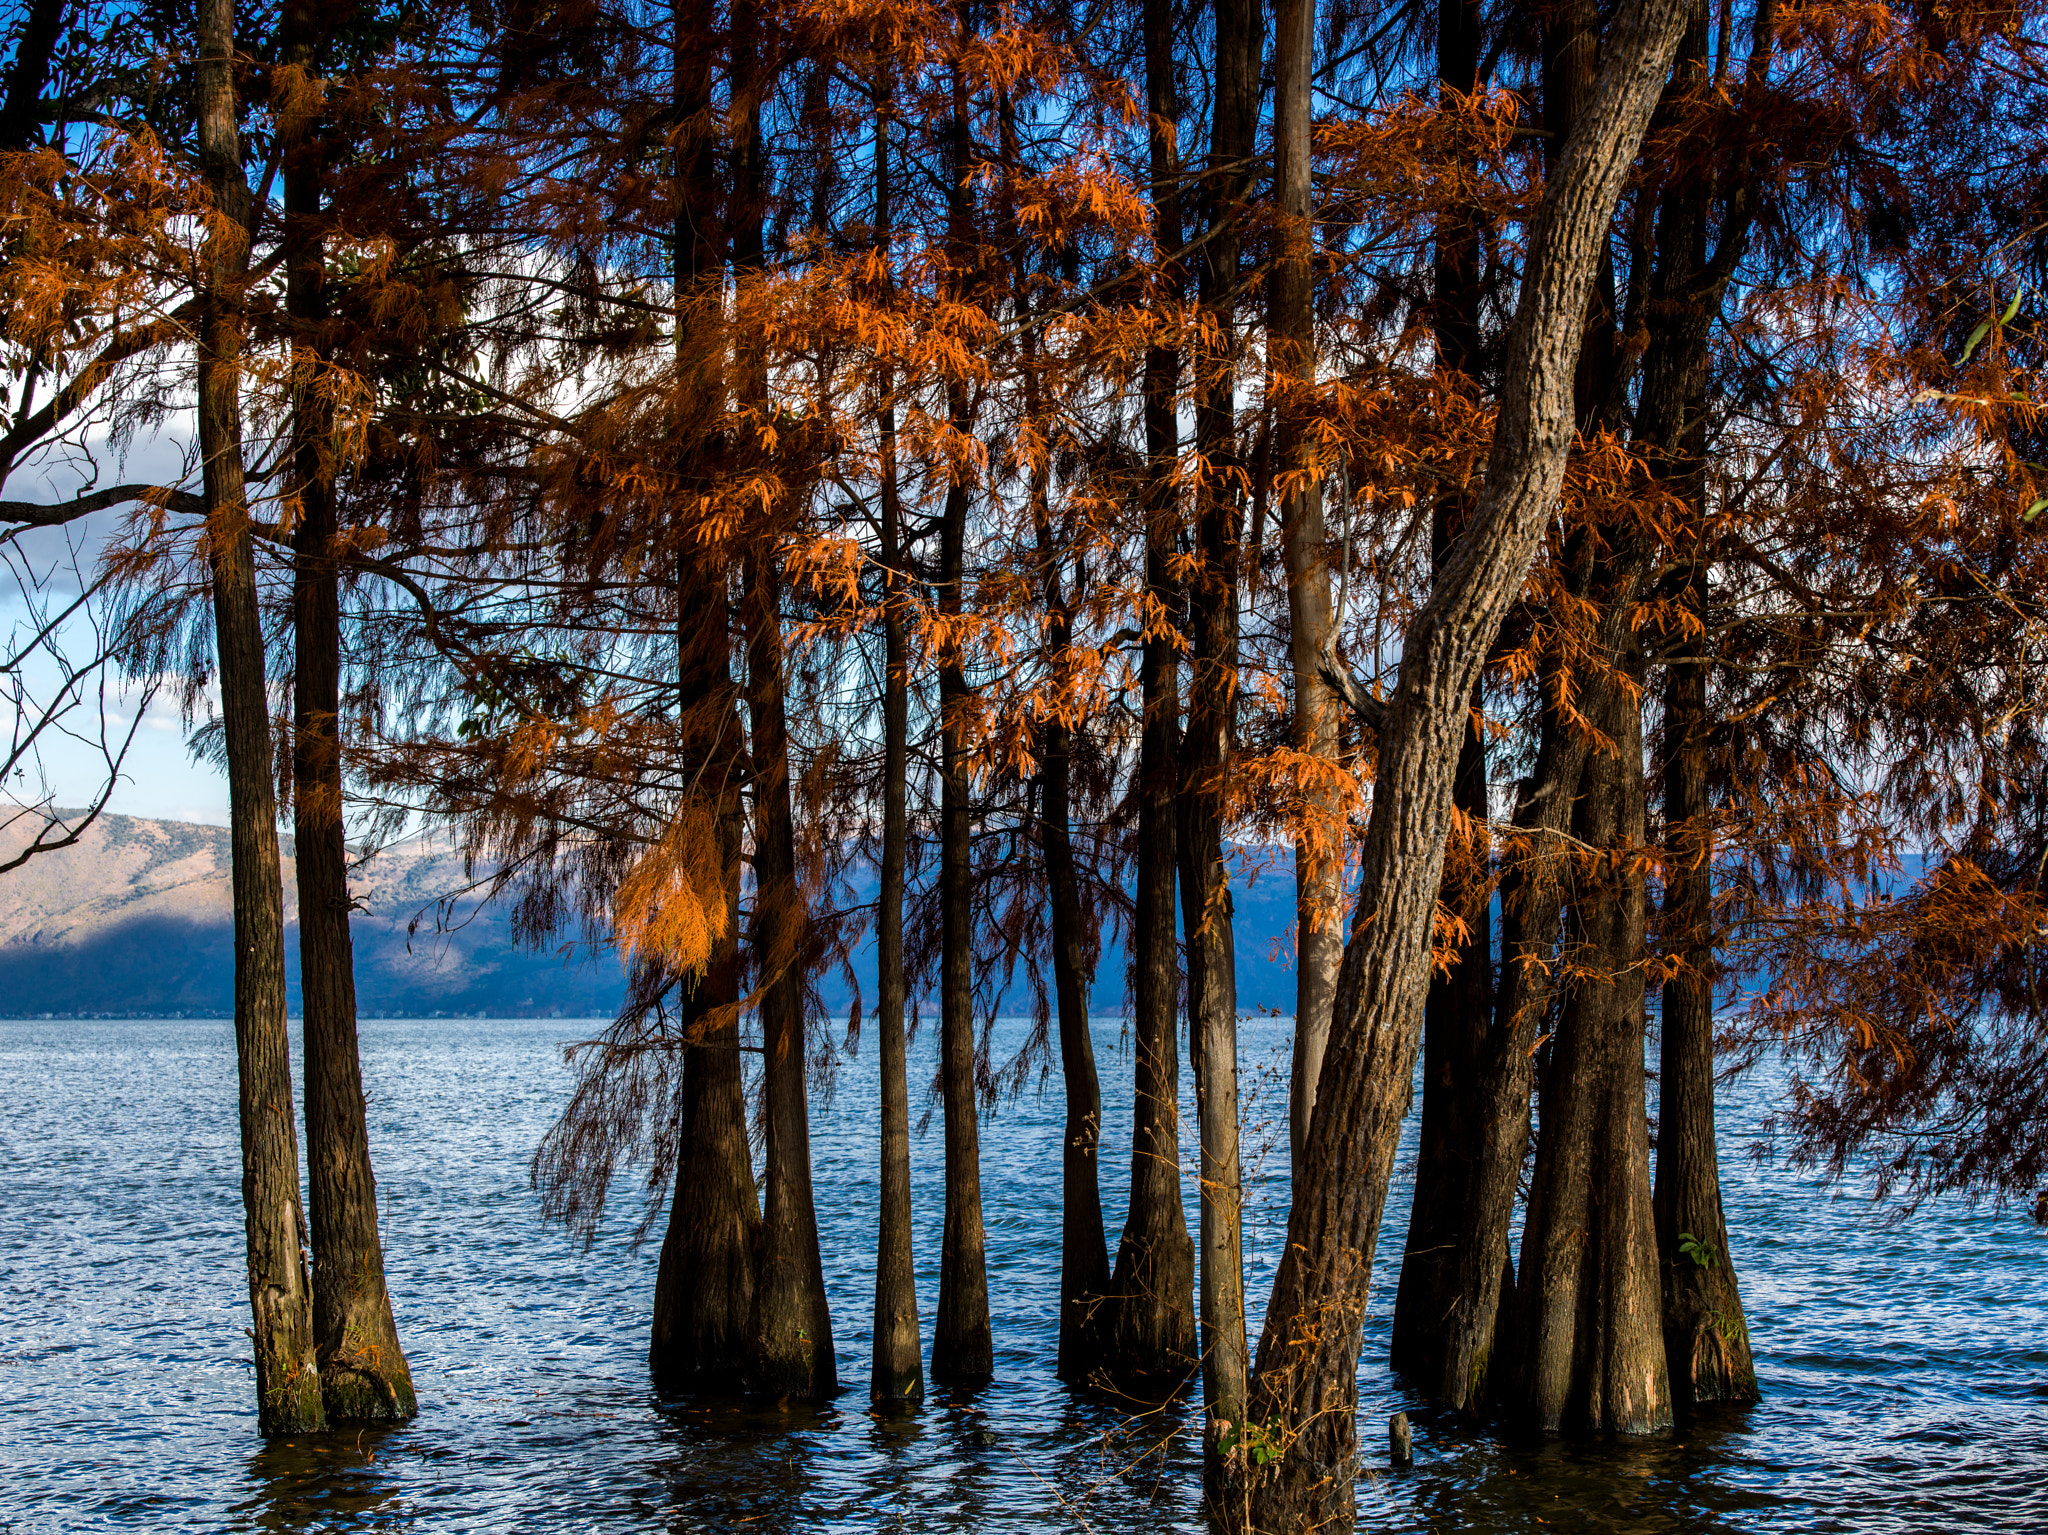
[869,71,923,1410]
[1637,0,1760,1412]
[197,0,324,1437]
[1271,0,1341,1181]
[1186,0,1258,1466]
[1045,709,1110,1377]
[932,459,991,1384]
[280,0,414,1426]
[1233,0,1693,1520]
[1098,0,1196,1392]
[1388,686,1493,1391]
[651,808,758,1389]
[930,44,992,1383]
[1655,617,1758,1408]
[650,0,759,1396]
[1506,656,1672,1435]
[1024,344,1110,1382]
[1389,0,1523,1410]
[742,550,837,1399]
[651,645,757,1386]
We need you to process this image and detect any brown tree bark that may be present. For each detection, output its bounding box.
[280,0,414,1424]
[869,71,924,1410]
[197,0,324,1438]
[1389,0,1501,1394]
[1639,0,1763,1414]
[1655,599,1759,1408]
[731,0,833,1398]
[742,548,837,1399]
[650,795,759,1390]
[1271,0,1342,1181]
[1098,0,1196,1392]
[651,0,759,1394]
[930,41,993,1386]
[1230,0,1693,1519]
[1505,649,1673,1435]
[1184,0,1259,1464]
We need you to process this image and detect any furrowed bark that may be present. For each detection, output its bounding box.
[1271,0,1342,1182]
[1655,591,1758,1409]
[732,0,832,1397]
[1100,0,1196,1392]
[1507,647,1672,1435]
[930,42,992,1387]
[742,548,837,1399]
[869,70,924,1410]
[281,0,415,1425]
[1024,301,1110,1387]
[1186,0,1259,1469]
[1232,0,1693,1519]
[1642,0,1761,1413]
[197,0,324,1438]
[1390,0,1500,1392]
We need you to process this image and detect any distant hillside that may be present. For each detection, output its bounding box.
[0,811,624,1018]
[0,811,1310,1018]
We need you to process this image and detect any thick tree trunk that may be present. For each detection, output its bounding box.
[1388,0,1521,1409]
[1099,0,1196,1392]
[742,549,837,1399]
[930,45,992,1384]
[197,0,324,1438]
[869,73,924,1410]
[1638,6,1759,1405]
[651,593,758,1388]
[651,798,759,1389]
[1506,656,1672,1435]
[1232,0,1693,1521]
[280,0,414,1426]
[650,0,759,1396]
[1271,0,1341,1180]
[1655,617,1758,1408]
[1186,0,1259,1467]
[1388,686,1493,1391]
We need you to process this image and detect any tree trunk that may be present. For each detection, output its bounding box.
[1271,0,1341,1181]
[0,0,65,150]
[1506,652,1672,1435]
[197,0,324,1438]
[1388,0,1519,1409]
[929,45,993,1386]
[280,0,415,1426]
[742,548,837,1399]
[1639,3,1760,1407]
[869,72,924,1410]
[1185,0,1259,1468]
[1232,0,1693,1520]
[932,426,992,1385]
[1388,686,1492,1391]
[1023,346,1110,1386]
[1098,0,1196,1392]
[1655,608,1758,1408]
[651,544,757,1388]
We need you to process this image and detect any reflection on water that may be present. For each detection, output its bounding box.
[1,1015,2043,1532]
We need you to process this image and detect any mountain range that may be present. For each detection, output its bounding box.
[0,810,1310,1018]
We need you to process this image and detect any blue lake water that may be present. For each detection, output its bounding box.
[1,1014,2043,1531]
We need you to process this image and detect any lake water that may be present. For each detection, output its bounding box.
[1,1014,2044,1532]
